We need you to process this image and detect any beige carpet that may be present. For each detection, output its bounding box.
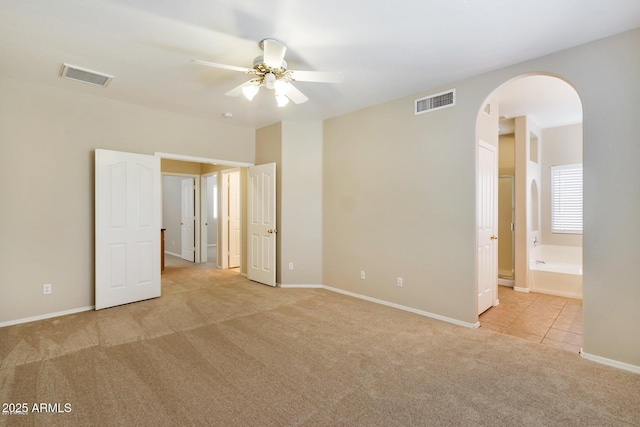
[1,259,639,426]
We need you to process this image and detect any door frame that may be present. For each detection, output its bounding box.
[162,172,201,262]
[156,152,253,269]
[200,172,219,266]
[221,168,241,269]
[476,139,499,315]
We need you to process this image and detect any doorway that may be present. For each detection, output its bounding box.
[158,153,252,273]
[201,173,219,267]
[476,74,584,348]
[162,173,199,262]
[221,169,241,269]
[498,175,514,285]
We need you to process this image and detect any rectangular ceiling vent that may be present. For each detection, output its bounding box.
[60,63,114,87]
[415,89,456,115]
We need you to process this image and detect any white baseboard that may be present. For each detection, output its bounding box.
[498,278,514,287]
[580,350,640,374]
[165,251,181,258]
[514,286,530,293]
[322,285,479,329]
[0,306,95,328]
[279,284,324,289]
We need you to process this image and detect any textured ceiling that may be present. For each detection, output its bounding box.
[1,0,639,129]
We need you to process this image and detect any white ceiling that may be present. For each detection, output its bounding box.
[1,0,639,129]
[497,75,583,134]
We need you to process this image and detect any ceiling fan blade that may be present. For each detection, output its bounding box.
[289,70,344,84]
[285,83,309,104]
[225,80,259,97]
[191,59,251,73]
[262,39,287,69]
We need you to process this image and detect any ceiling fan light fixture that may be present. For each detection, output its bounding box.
[242,83,259,101]
[264,72,276,90]
[276,94,289,107]
[274,79,291,96]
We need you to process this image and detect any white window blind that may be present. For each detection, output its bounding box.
[551,164,583,234]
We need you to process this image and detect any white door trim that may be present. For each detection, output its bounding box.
[155,152,253,168]
[221,168,241,269]
[476,140,499,315]
[200,172,218,262]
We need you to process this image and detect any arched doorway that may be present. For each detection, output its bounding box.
[476,74,584,352]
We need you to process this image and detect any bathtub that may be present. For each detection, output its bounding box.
[528,245,583,299]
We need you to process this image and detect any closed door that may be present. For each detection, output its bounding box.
[181,178,195,262]
[95,149,161,310]
[248,163,276,287]
[477,141,498,315]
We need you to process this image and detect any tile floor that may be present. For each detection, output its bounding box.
[479,285,583,354]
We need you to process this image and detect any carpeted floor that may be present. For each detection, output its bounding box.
[1,259,639,426]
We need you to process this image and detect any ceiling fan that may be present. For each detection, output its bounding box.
[192,38,343,107]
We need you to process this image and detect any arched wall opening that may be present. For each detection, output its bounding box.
[475,73,584,349]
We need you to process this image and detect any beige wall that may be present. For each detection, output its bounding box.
[324,93,478,324]
[513,116,542,289]
[541,124,583,247]
[162,175,185,256]
[280,121,323,286]
[2,28,640,369]
[324,28,640,367]
[255,121,323,286]
[499,134,515,175]
[0,76,254,324]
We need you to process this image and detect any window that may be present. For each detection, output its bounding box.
[551,164,583,234]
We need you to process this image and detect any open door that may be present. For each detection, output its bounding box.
[248,163,276,287]
[95,149,161,310]
[477,141,498,314]
[181,177,195,262]
[228,170,241,268]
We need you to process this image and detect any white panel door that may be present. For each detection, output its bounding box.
[228,171,241,268]
[95,149,161,310]
[181,178,195,262]
[248,163,276,287]
[477,141,498,315]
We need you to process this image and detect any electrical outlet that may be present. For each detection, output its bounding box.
[397,277,403,287]
[360,271,366,280]
[289,262,294,270]
[43,283,52,295]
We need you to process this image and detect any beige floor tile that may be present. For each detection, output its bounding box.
[514,312,558,328]
[506,318,552,336]
[479,321,506,333]
[504,328,544,343]
[551,318,584,335]
[545,328,583,346]
[532,294,569,308]
[541,337,582,354]
[481,286,584,354]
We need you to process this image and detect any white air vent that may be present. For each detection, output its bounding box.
[60,63,113,87]
[415,89,456,115]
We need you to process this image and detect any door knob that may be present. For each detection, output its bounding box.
[267,229,278,234]
[491,235,498,240]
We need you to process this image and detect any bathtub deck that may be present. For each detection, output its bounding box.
[479,285,583,353]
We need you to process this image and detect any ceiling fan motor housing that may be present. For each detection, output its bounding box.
[253,56,287,72]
